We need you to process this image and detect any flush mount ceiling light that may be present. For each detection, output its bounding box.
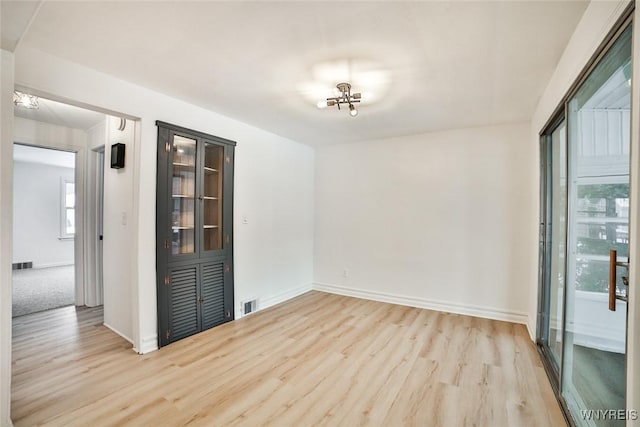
[317,82,361,117]
[297,59,391,115]
[13,90,39,109]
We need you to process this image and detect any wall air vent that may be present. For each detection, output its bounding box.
[243,299,257,316]
[12,262,33,270]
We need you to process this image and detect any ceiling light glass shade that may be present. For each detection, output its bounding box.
[299,58,391,106]
[316,100,328,109]
[13,91,39,109]
[349,104,358,117]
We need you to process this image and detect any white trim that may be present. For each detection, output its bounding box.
[1,48,15,427]
[134,334,158,355]
[128,119,143,359]
[235,282,313,319]
[628,5,640,416]
[103,322,133,345]
[312,282,529,326]
[85,144,105,308]
[526,319,535,342]
[32,262,73,269]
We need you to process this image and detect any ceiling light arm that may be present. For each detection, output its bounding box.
[320,83,361,117]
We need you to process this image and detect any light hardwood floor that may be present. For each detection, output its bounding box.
[12,291,566,426]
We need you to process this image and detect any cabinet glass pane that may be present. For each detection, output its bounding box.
[171,135,196,255]
[203,143,223,251]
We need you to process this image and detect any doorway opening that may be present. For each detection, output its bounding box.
[12,95,107,319]
[12,145,76,316]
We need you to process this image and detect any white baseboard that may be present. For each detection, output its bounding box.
[33,262,74,269]
[312,282,529,325]
[134,334,158,355]
[235,282,313,319]
[103,322,134,345]
[526,320,535,342]
[4,416,14,427]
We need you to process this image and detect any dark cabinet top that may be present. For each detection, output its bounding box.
[156,121,237,147]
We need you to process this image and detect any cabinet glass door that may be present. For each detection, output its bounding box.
[171,135,197,255]
[203,142,223,251]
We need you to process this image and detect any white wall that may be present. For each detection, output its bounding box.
[12,160,74,267]
[0,48,15,427]
[234,133,314,313]
[314,122,534,324]
[14,117,87,149]
[13,46,315,354]
[102,116,134,342]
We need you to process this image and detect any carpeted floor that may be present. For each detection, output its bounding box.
[12,265,75,317]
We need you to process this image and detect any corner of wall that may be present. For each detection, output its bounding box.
[526,315,536,342]
[134,334,159,355]
[102,322,133,346]
[312,282,530,326]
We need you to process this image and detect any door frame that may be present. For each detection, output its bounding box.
[536,6,635,426]
[86,145,105,307]
[537,111,572,425]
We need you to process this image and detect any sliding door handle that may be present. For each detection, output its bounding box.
[609,249,629,311]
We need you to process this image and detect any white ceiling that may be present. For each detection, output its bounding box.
[0,1,40,52]
[14,96,106,131]
[5,1,588,146]
[14,143,75,169]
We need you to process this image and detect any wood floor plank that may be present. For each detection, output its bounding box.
[11,291,566,426]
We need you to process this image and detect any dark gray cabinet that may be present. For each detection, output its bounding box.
[156,121,235,347]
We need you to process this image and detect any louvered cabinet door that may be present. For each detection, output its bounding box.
[168,265,200,342]
[201,261,225,330]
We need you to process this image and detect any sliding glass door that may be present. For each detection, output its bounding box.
[540,118,567,375]
[539,23,631,427]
